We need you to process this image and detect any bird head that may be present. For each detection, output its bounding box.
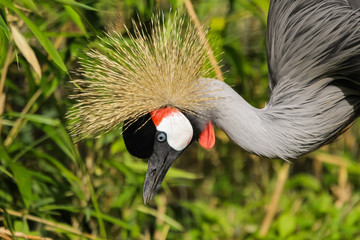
[67,13,219,204]
[123,107,215,204]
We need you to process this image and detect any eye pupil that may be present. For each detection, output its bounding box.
[157,132,166,142]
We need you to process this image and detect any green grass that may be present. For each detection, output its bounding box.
[1,0,360,239]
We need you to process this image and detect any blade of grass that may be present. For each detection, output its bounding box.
[20,0,38,12]
[42,124,81,165]
[7,112,60,126]
[0,94,5,136]
[183,0,224,81]
[10,163,55,185]
[89,210,131,230]
[259,162,290,237]
[9,164,33,208]
[0,15,11,40]
[0,44,13,100]
[1,0,67,72]
[4,71,59,148]
[4,89,42,147]
[0,144,12,165]
[0,166,13,178]
[10,25,42,77]
[137,205,184,231]
[54,0,98,11]
[64,5,88,38]
[0,43,13,136]
[311,152,347,167]
[12,134,50,162]
[36,204,131,230]
[0,209,99,239]
[41,125,78,163]
[86,175,107,238]
[0,29,9,70]
[31,149,81,184]
[0,227,52,240]
[0,119,13,126]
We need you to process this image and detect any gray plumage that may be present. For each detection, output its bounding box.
[349,0,360,9]
[205,0,360,159]
[68,0,360,203]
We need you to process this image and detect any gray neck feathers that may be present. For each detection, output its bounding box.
[204,79,360,160]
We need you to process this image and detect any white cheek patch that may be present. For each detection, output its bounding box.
[156,112,193,151]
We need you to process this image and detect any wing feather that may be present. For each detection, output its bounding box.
[349,0,360,9]
[266,0,360,104]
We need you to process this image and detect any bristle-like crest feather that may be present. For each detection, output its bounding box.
[67,12,217,140]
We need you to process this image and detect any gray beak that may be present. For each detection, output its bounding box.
[143,148,181,204]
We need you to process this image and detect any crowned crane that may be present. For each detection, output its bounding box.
[68,0,360,204]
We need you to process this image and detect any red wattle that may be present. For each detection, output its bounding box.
[199,121,215,149]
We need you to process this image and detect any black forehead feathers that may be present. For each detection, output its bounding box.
[123,114,156,159]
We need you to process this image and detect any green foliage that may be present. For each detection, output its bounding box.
[1,0,360,239]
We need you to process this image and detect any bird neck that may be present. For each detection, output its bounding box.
[206,79,356,160]
[207,80,294,159]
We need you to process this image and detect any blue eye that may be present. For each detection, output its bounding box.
[157,132,167,142]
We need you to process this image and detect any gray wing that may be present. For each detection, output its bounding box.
[266,0,360,102]
[263,0,360,152]
[349,0,360,9]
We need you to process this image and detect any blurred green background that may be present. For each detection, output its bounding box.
[1,0,360,239]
